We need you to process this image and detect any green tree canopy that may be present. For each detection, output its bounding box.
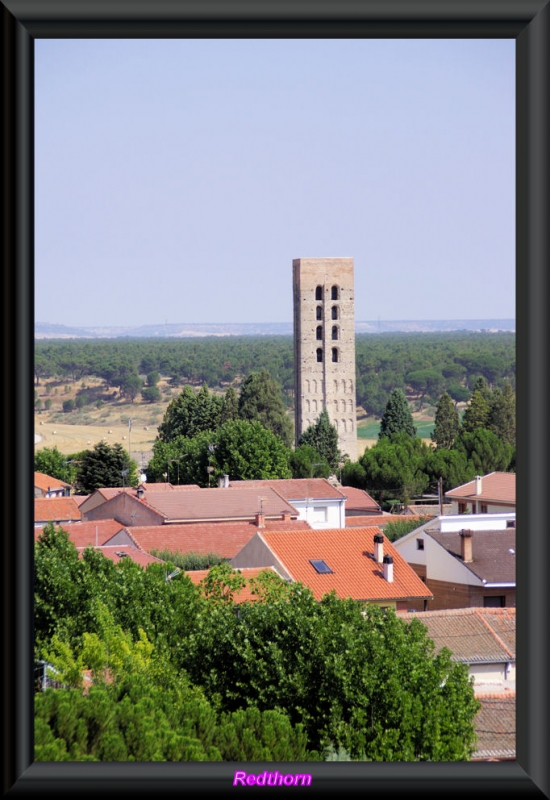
[237,369,294,447]
[74,441,139,494]
[182,589,480,761]
[487,380,516,447]
[455,428,515,475]
[35,446,77,484]
[298,409,342,471]
[359,434,430,504]
[431,392,461,450]
[289,444,330,479]
[157,384,222,443]
[461,377,491,433]
[379,389,417,439]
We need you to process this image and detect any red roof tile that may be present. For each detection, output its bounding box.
[346,514,432,528]
[34,497,81,523]
[340,486,381,513]
[228,478,346,501]
[34,472,71,491]
[445,472,515,504]
[129,519,312,560]
[142,486,299,523]
[257,527,433,603]
[34,518,127,547]
[397,607,516,663]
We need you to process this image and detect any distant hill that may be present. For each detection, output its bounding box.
[35,319,515,339]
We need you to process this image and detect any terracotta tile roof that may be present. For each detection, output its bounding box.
[471,693,516,760]
[256,528,433,603]
[142,486,299,523]
[72,495,90,506]
[340,486,381,514]
[228,478,346,501]
[34,472,71,491]
[129,519,312,560]
[428,528,516,584]
[346,514,432,528]
[184,566,283,603]
[397,608,516,663]
[34,518,127,547]
[76,545,164,568]
[445,472,516,504]
[34,497,82,523]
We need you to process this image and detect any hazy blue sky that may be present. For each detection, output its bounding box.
[35,38,515,328]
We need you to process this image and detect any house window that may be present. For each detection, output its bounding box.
[416,539,424,550]
[458,502,467,514]
[480,504,488,514]
[316,326,323,340]
[315,286,323,301]
[506,520,516,528]
[331,285,339,300]
[331,306,339,320]
[332,348,338,363]
[484,596,506,608]
[316,306,322,320]
[332,326,339,340]
[316,348,323,362]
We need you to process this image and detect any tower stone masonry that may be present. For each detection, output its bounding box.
[293,257,357,463]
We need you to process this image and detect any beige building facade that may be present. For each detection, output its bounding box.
[293,257,357,462]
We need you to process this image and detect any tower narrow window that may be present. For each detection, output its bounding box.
[331,306,339,320]
[315,286,323,301]
[316,348,323,362]
[332,348,338,362]
[316,326,323,340]
[332,326,339,340]
[316,306,322,320]
[331,285,339,300]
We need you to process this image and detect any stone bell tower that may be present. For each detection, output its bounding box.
[293,257,357,463]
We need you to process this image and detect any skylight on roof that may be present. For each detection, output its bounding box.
[309,559,333,574]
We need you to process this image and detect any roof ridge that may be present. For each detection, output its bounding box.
[474,608,515,659]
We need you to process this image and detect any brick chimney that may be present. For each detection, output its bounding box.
[460,529,473,562]
[255,512,265,528]
[374,533,384,563]
[383,554,394,582]
[282,512,291,522]
[475,475,482,495]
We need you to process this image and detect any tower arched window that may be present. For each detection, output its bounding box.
[315,286,323,301]
[331,306,339,320]
[331,285,339,300]
[332,326,339,340]
[316,326,323,340]
[332,348,338,363]
[316,306,322,320]
[316,348,323,362]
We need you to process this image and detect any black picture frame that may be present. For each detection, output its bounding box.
[2,0,548,796]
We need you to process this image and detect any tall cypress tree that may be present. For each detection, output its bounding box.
[298,409,341,471]
[379,389,416,439]
[431,392,461,450]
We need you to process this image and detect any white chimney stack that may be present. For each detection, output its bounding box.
[383,555,394,583]
[374,533,384,563]
[475,475,482,495]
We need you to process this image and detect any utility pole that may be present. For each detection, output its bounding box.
[438,476,443,516]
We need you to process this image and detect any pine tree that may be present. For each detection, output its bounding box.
[220,386,239,423]
[238,369,293,446]
[74,441,138,493]
[487,381,516,446]
[461,379,491,433]
[431,392,461,450]
[379,389,416,439]
[298,409,341,471]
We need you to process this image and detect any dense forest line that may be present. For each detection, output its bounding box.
[35,332,515,417]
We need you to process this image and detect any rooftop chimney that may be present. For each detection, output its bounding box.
[374,533,384,563]
[255,512,265,528]
[383,554,394,583]
[136,485,145,499]
[460,529,473,562]
[475,475,482,495]
[282,512,291,522]
[218,474,230,489]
